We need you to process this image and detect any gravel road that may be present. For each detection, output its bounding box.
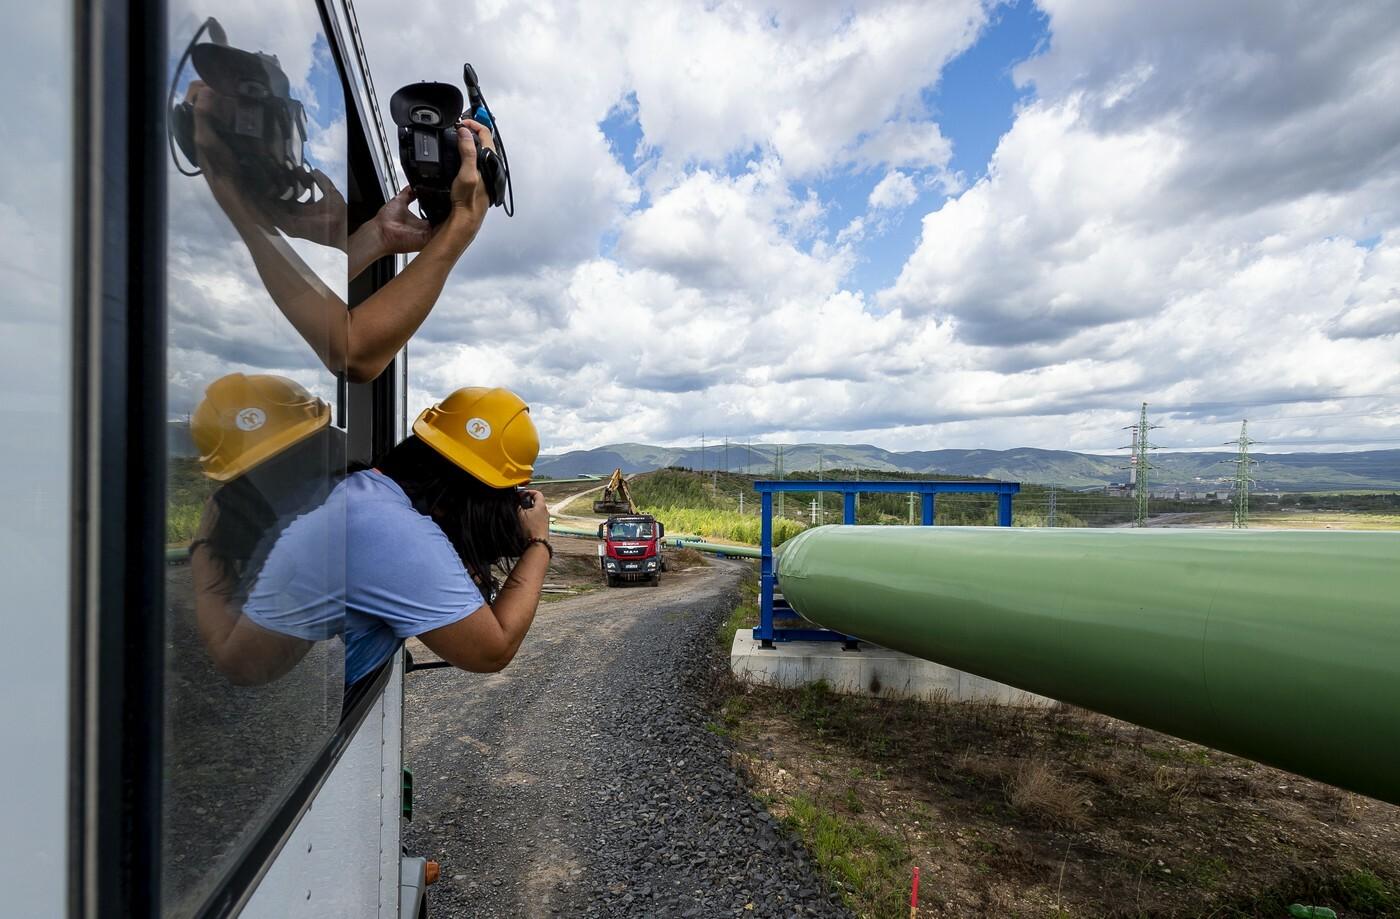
[403,557,849,918]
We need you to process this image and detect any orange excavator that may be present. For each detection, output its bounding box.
[592,467,636,514]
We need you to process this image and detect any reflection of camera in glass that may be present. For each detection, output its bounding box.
[168,18,316,202]
[390,64,514,224]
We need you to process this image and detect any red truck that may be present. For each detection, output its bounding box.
[597,514,666,586]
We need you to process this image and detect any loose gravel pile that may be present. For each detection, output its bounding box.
[404,559,851,918]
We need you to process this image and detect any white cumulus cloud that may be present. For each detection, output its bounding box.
[868,171,919,210]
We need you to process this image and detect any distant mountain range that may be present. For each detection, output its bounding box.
[167,420,1400,492]
[536,442,1400,492]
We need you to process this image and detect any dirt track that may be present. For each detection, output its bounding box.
[402,556,846,918]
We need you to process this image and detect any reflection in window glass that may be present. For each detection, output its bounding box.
[162,4,350,913]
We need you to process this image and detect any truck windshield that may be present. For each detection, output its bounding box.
[609,521,654,539]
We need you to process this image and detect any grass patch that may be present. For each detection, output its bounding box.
[1247,511,1400,531]
[167,456,217,545]
[1004,759,1092,829]
[1220,866,1400,917]
[716,573,759,652]
[630,468,808,544]
[1146,744,1213,767]
[782,793,910,917]
[1337,869,1400,911]
[166,500,204,546]
[645,505,805,546]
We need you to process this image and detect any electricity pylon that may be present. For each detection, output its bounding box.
[1226,419,1258,528]
[1047,482,1058,527]
[774,445,785,519]
[1122,402,1160,527]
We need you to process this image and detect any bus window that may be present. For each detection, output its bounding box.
[162,4,350,914]
[0,3,74,915]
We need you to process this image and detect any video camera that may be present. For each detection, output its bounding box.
[390,64,514,224]
[168,18,316,203]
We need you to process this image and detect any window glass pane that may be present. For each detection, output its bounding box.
[0,4,73,915]
[162,4,350,913]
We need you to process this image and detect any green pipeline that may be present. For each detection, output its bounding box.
[777,525,1400,805]
[668,538,761,559]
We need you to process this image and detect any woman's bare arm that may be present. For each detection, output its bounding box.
[417,491,550,672]
[191,79,494,382]
[189,503,312,686]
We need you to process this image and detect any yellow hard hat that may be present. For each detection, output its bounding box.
[412,387,538,488]
[191,373,332,482]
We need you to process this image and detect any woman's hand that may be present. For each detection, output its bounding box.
[348,186,436,279]
[187,81,266,226]
[518,490,550,541]
[373,186,436,254]
[270,169,348,250]
[445,119,494,234]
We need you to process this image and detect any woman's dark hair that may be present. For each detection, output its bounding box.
[204,426,347,596]
[372,434,528,595]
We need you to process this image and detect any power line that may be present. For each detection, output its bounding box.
[774,445,785,519]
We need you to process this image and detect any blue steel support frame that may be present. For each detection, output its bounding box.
[751,479,1021,647]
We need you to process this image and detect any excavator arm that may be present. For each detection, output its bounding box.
[592,467,636,514]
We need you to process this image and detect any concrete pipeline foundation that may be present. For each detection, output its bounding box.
[777,525,1400,805]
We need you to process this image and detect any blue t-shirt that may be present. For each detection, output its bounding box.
[243,469,485,684]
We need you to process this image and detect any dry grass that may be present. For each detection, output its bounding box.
[1248,510,1400,530]
[721,677,1400,918]
[1004,759,1092,829]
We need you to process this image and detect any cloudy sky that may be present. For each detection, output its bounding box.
[349,1,1400,454]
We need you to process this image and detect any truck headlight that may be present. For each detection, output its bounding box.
[604,560,618,570]
[645,559,658,569]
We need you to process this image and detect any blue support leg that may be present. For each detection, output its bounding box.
[922,492,935,526]
[843,492,856,524]
[998,493,1013,527]
[757,490,775,648]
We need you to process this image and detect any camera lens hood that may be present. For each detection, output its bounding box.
[191,43,290,99]
[389,82,464,129]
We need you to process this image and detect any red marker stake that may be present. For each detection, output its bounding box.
[910,865,920,918]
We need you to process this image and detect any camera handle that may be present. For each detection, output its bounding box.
[462,63,514,217]
[168,18,227,177]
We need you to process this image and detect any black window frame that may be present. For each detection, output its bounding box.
[73,0,169,913]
